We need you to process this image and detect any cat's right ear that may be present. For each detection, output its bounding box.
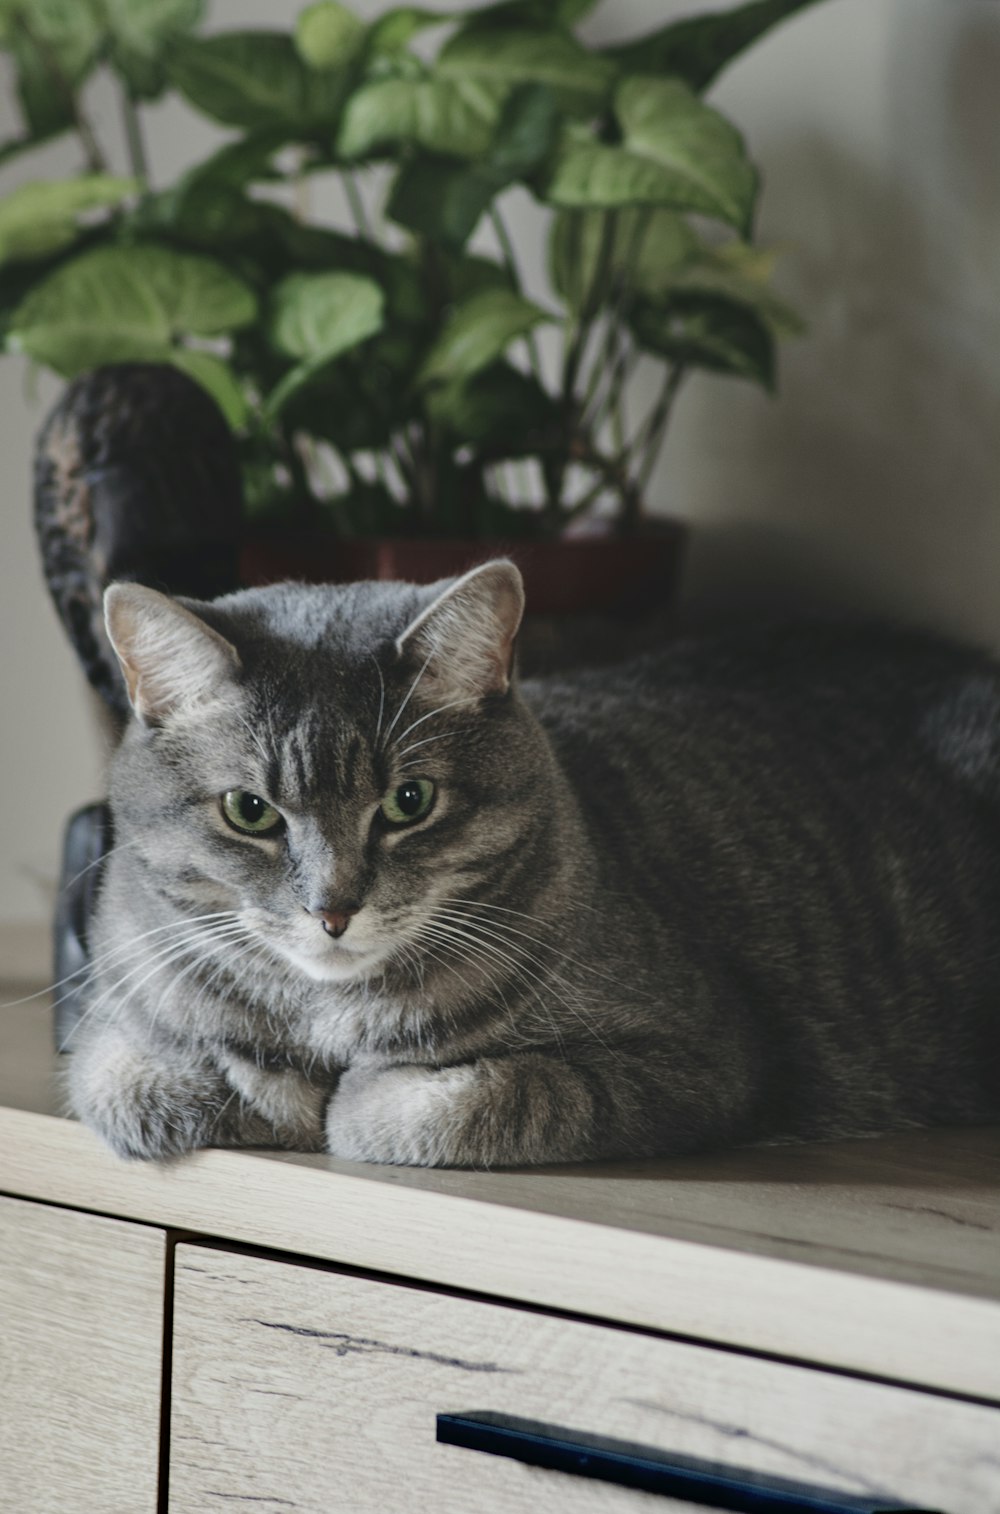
[104,584,240,725]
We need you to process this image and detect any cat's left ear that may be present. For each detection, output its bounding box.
[396,559,525,701]
[104,583,241,725]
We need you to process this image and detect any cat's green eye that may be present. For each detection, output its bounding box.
[380,779,436,827]
[221,789,283,837]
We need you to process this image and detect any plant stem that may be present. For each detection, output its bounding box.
[14,16,107,172]
[630,364,687,517]
[342,169,372,241]
[569,437,637,529]
[581,324,629,440]
[120,82,150,191]
[489,204,546,390]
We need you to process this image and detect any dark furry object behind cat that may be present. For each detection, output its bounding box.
[67,560,1000,1165]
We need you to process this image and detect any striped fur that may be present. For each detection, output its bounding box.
[68,567,1000,1166]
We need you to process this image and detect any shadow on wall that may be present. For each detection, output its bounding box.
[675,1,1000,648]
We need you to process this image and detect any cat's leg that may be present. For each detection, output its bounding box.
[325,1054,618,1167]
[68,1021,242,1159]
[218,1051,328,1153]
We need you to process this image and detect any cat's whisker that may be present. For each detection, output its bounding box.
[395,729,473,761]
[58,836,141,897]
[422,919,544,1033]
[391,695,478,752]
[427,912,617,1059]
[1,910,242,1014]
[69,932,246,1047]
[370,653,387,748]
[233,710,274,778]
[147,924,260,1036]
[438,898,649,1000]
[417,925,536,1052]
[412,928,514,1041]
[64,916,245,1044]
[127,926,258,1041]
[381,649,434,749]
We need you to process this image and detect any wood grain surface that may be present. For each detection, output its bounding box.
[169,1243,1000,1514]
[0,1195,166,1514]
[2,992,999,1401]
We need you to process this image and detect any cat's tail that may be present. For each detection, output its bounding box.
[33,362,245,723]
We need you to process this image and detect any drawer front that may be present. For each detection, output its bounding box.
[0,1194,165,1514]
[169,1243,1000,1514]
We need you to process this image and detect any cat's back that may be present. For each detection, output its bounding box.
[524,621,1000,803]
[521,622,1000,1137]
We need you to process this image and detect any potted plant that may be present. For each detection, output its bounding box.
[4,0,817,617]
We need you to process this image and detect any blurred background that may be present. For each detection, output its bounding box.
[2,0,999,940]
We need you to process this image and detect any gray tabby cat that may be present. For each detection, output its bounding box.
[68,560,1000,1165]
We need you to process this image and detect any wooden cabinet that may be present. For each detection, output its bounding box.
[0,1195,165,1514]
[1,996,1000,1512]
[168,1243,1000,1513]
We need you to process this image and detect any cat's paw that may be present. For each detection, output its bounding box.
[325,1062,476,1166]
[220,1052,328,1152]
[68,1027,229,1161]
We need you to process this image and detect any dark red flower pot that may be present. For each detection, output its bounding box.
[240,522,687,619]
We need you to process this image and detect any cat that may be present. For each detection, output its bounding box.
[67,559,1000,1166]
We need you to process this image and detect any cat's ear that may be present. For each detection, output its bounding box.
[104,583,240,725]
[396,559,524,701]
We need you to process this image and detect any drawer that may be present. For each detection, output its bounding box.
[0,1194,165,1514]
[169,1243,1000,1513]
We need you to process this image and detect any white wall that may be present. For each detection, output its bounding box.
[1,0,998,923]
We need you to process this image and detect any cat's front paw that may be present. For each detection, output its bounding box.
[325,1063,476,1166]
[68,1027,230,1161]
[220,1052,328,1152]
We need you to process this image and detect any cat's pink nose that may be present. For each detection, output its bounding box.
[315,905,358,939]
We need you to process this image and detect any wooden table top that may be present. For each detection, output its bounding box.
[1,988,998,1403]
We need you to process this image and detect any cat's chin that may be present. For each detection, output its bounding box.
[283,943,386,985]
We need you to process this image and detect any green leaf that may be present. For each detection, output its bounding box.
[489,80,560,179]
[427,361,557,452]
[336,75,506,159]
[284,329,422,451]
[603,0,826,94]
[630,293,776,390]
[182,131,287,190]
[11,36,77,142]
[104,0,203,58]
[170,348,249,429]
[437,26,616,114]
[265,270,385,419]
[366,7,449,54]
[7,245,257,375]
[143,247,258,334]
[388,156,496,248]
[388,84,559,248]
[549,207,697,313]
[0,0,100,134]
[10,0,103,75]
[7,251,170,373]
[417,287,550,387]
[545,77,757,235]
[295,2,365,70]
[0,175,136,266]
[130,180,268,253]
[439,252,509,303]
[269,271,385,362]
[666,242,804,340]
[166,31,346,131]
[104,0,203,99]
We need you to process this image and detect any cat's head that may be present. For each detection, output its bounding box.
[104,561,555,987]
